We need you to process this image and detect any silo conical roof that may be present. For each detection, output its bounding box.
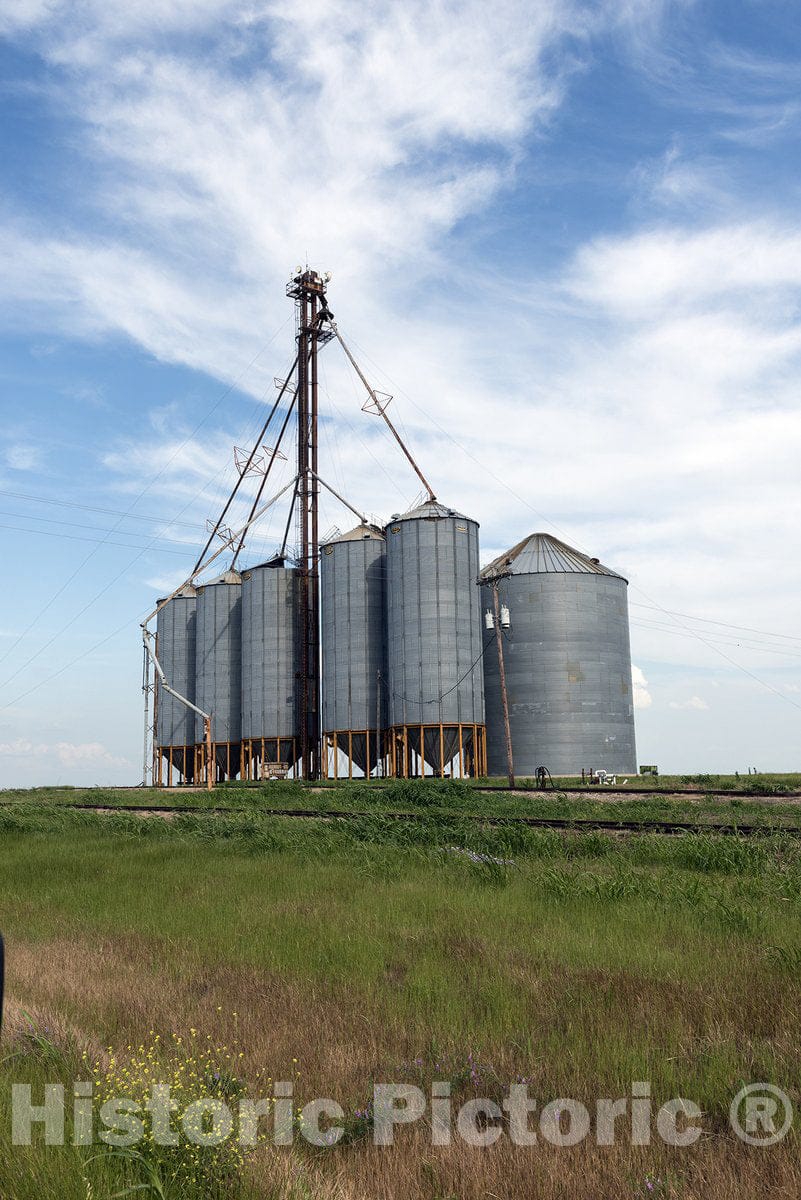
[203,568,242,585]
[480,533,626,581]
[156,581,197,605]
[247,554,290,570]
[387,500,472,523]
[325,523,385,544]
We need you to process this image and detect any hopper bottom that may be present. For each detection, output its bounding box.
[208,740,241,782]
[241,736,301,780]
[387,723,487,779]
[157,741,242,785]
[155,744,196,786]
[323,729,385,779]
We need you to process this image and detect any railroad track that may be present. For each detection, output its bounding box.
[6,801,801,837]
[36,783,801,800]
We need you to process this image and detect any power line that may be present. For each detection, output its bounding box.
[342,336,801,714]
[0,319,292,674]
[0,489,201,530]
[0,509,201,543]
[0,328,295,687]
[343,334,423,466]
[0,618,133,714]
[630,601,801,645]
[630,618,801,659]
[318,360,408,504]
[0,522,196,556]
[1,462,290,715]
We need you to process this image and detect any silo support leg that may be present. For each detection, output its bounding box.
[204,718,213,791]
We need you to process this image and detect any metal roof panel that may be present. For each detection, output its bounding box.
[480,533,626,581]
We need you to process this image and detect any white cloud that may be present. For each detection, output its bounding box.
[566,221,801,318]
[669,696,709,711]
[0,738,41,756]
[0,0,246,45]
[0,1,628,381]
[0,737,129,768]
[0,0,58,36]
[632,664,652,710]
[634,142,731,213]
[53,741,131,769]
[5,443,42,471]
[1,2,800,779]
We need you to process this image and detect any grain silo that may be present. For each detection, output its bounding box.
[240,556,302,779]
[385,501,486,777]
[194,569,242,781]
[320,524,386,778]
[155,585,197,785]
[480,533,636,776]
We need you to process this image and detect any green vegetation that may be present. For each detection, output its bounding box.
[1,797,800,1198]
[0,1021,258,1200]
[3,775,801,830]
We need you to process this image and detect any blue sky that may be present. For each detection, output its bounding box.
[1,0,800,785]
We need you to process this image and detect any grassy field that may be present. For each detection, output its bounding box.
[3,774,801,827]
[1,797,800,1197]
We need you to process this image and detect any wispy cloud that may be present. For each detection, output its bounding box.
[0,736,130,768]
[0,0,659,404]
[632,141,734,214]
[567,221,801,316]
[4,443,42,471]
[669,696,710,711]
[1,1,801,781]
[614,9,801,145]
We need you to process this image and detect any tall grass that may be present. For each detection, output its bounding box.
[1,804,800,1198]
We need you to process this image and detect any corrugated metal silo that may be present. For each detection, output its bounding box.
[320,524,386,777]
[241,557,302,778]
[155,585,197,784]
[194,569,242,780]
[480,533,637,776]
[385,501,486,777]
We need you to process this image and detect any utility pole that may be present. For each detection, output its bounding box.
[287,269,332,779]
[141,641,152,787]
[491,580,515,789]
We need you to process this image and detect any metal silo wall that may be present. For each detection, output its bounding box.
[386,515,484,727]
[320,536,386,735]
[194,577,242,745]
[241,565,301,741]
[482,573,636,775]
[155,594,196,748]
